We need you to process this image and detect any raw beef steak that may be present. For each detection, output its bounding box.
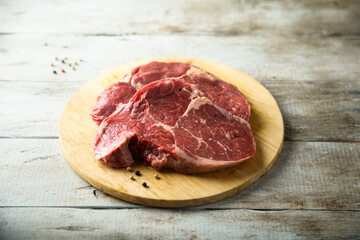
[91,61,251,125]
[129,61,191,90]
[91,82,136,125]
[93,78,255,174]
[180,67,251,121]
[129,62,251,121]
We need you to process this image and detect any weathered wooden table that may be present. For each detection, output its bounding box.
[1,0,359,239]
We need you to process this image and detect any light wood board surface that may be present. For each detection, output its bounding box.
[59,57,284,207]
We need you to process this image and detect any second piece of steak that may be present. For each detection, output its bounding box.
[91,61,251,125]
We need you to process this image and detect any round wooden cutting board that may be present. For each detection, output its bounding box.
[59,57,284,207]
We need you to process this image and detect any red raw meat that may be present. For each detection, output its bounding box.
[91,62,250,124]
[93,78,255,174]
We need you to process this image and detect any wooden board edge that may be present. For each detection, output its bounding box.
[59,57,285,207]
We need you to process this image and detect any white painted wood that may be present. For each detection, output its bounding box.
[1,208,359,240]
[1,139,359,210]
[0,80,83,138]
[0,0,359,237]
[0,0,359,36]
[0,139,134,208]
[0,34,359,83]
[1,78,359,140]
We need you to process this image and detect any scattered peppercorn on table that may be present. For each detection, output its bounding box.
[0,0,359,239]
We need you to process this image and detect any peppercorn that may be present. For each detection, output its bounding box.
[68,63,72,67]
[142,182,148,188]
[135,170,141,176]
[72,66,76,70]
[73,61,78,65]
[61,60,65,64]
[130,176,136,181]
[54,57,58,61]
[154,174,160,180]
[126,167,132,172]
[53,70,57,74]
[61,69,65,73]
[50,63,54,67]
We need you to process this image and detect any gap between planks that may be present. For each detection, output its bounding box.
[0,206,359,212]
[1,32,360,38]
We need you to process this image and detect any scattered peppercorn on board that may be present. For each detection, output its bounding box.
[59,57,284,207]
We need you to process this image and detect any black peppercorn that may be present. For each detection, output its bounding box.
[135,170,141,176]
[142,182,148,188]
[53,70,57,74]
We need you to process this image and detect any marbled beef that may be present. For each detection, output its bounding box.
[91,62,250,124]
[93,78,255,174]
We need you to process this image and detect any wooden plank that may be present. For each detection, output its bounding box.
[265,79,360,141]
[0,138,135,208]
[0,80,82,138]
[0,208,359,239]
[1,139,359,210]
[0,0,359,36]
[0,34,359,83]
[1,78,359,140]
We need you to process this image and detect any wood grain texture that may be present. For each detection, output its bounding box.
[0,0,359,36]
[1,34,359,83]
[267,79,360,141]
[59,57,284,207]
[1,208,359,240]
[1,139,359,210]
